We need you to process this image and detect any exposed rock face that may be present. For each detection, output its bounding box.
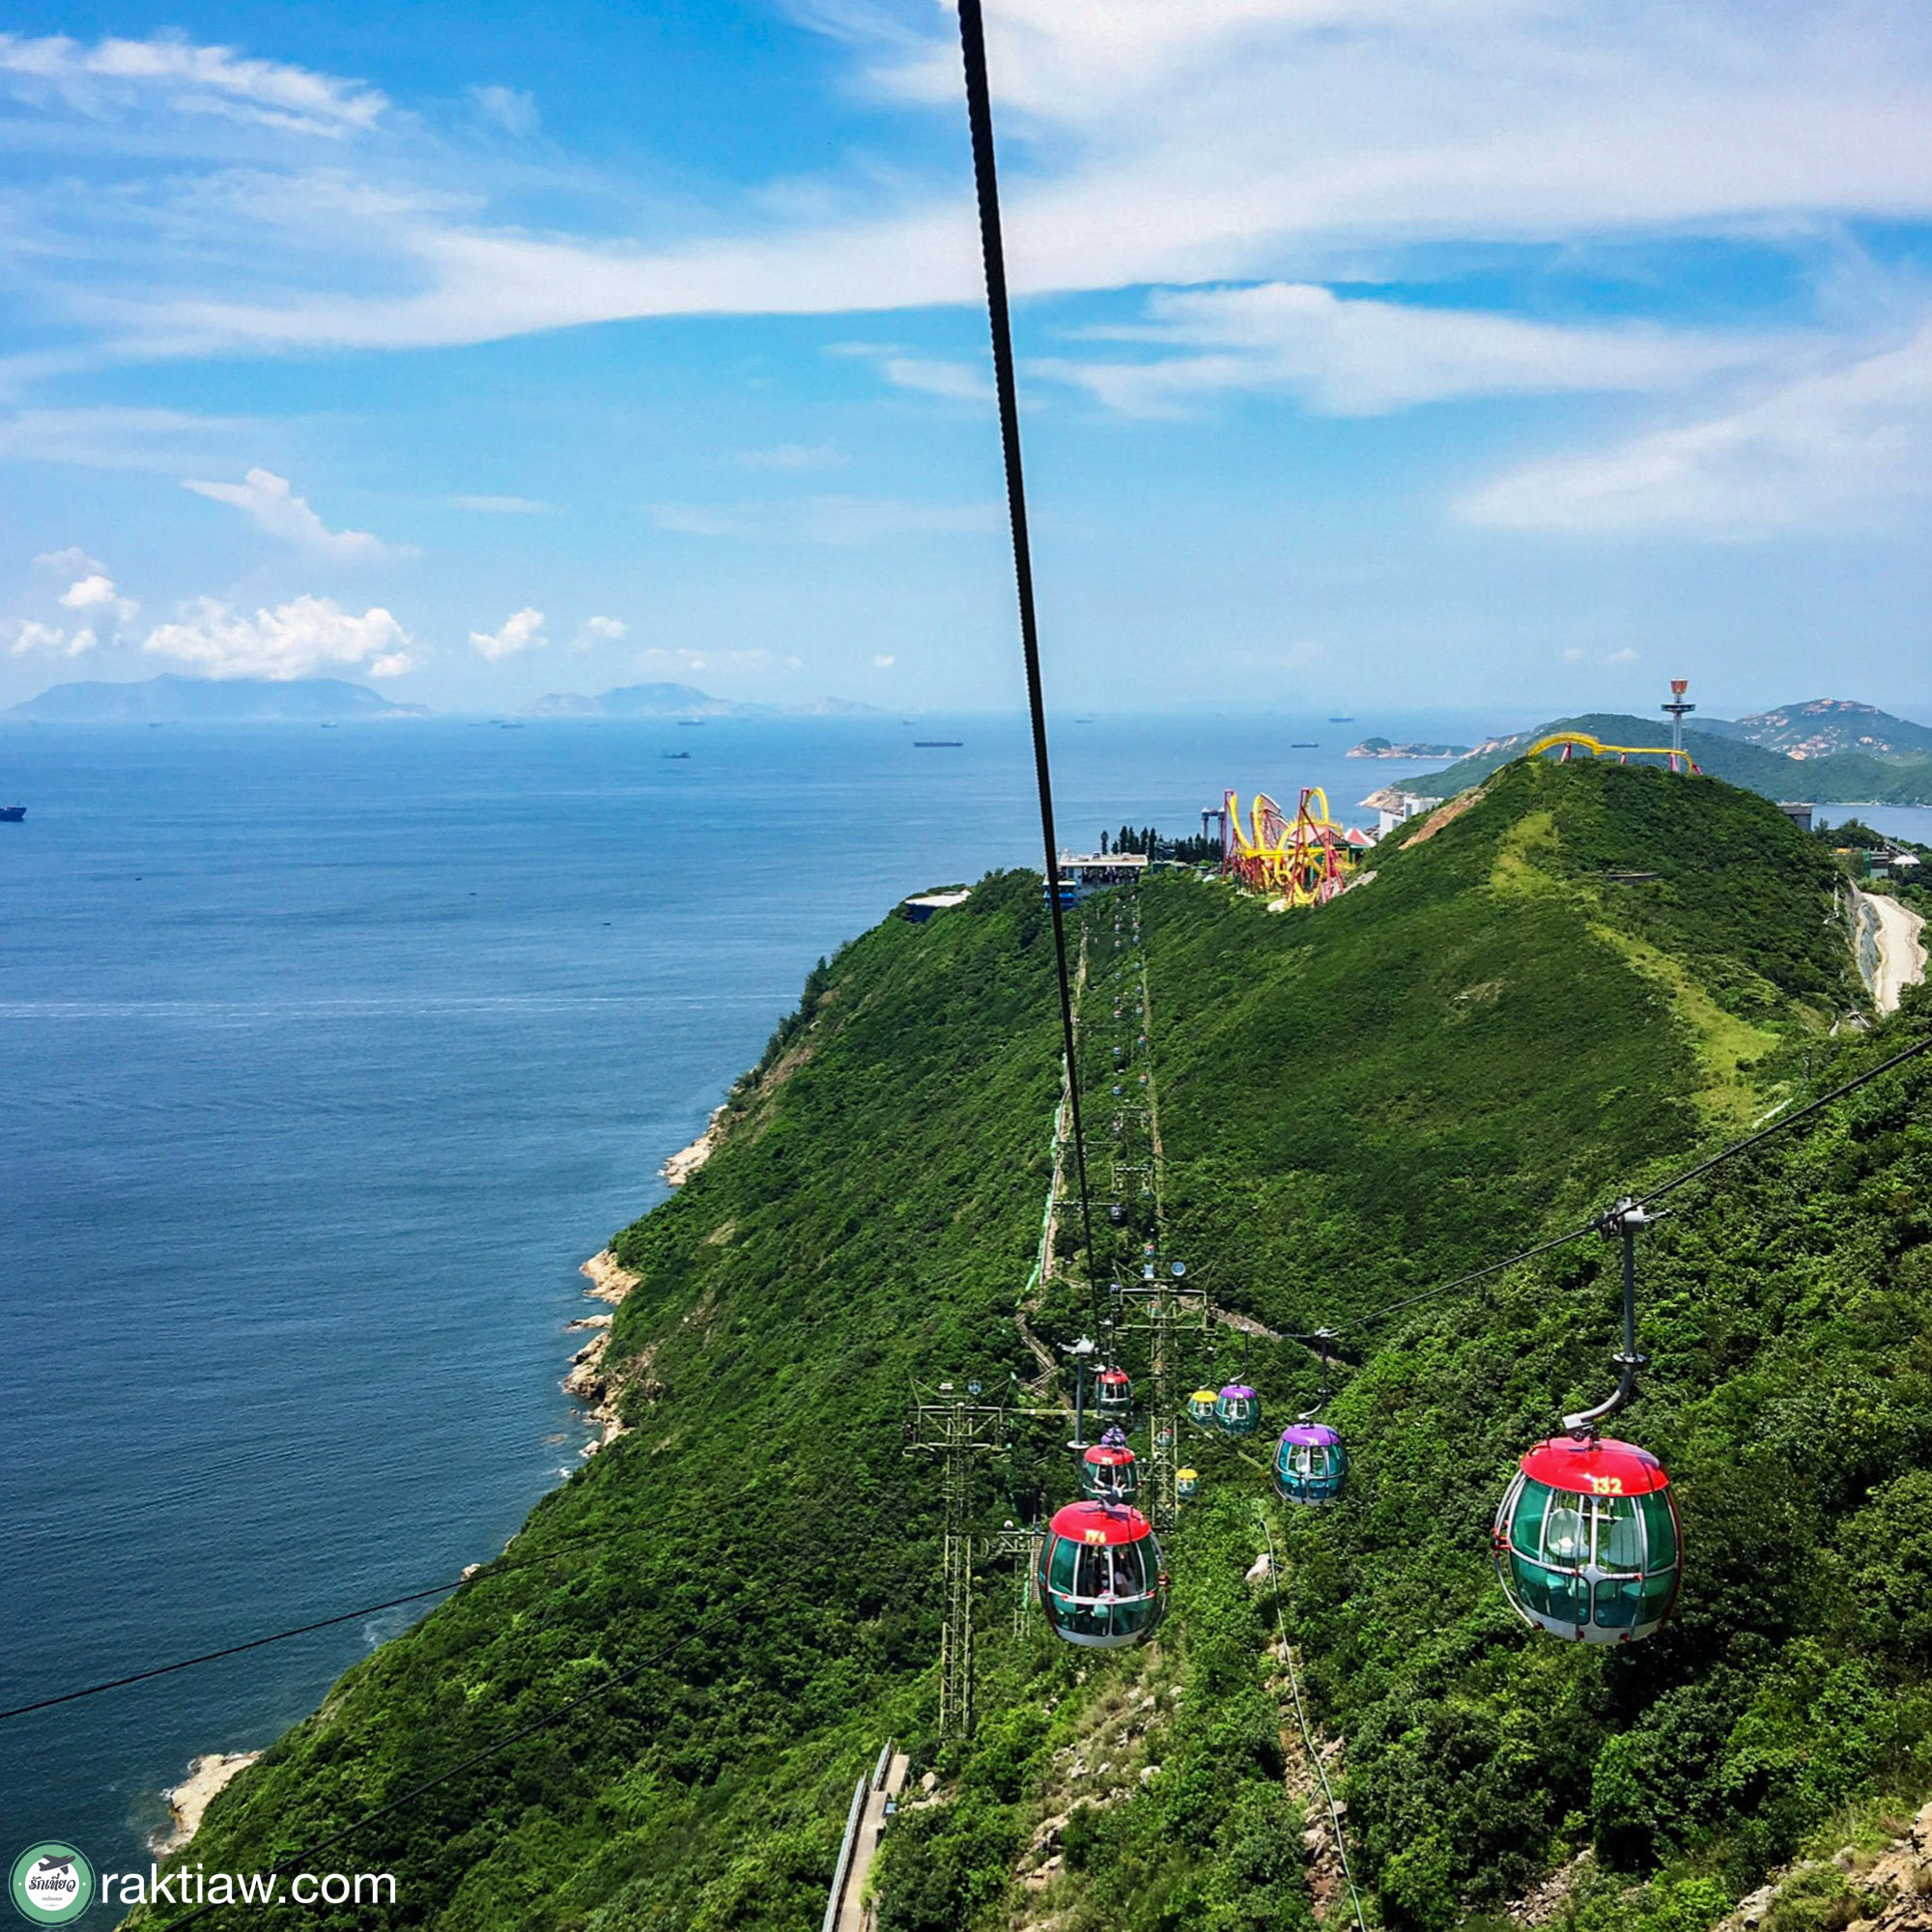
[1510,1851,1594,1927]
[151,1752,262,1855]
[580,1249,639,1304]
[663,1107,727,1187]
[1715,1803,1932,1932]
[569,1252,656,1453]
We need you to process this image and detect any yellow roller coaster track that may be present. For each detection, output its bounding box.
[1523,731,1701,775]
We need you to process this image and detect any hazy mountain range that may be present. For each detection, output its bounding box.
[3,675,429,723]
[526,683,882,719]
[2,674,881,723]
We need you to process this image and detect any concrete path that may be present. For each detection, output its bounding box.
[833,1749,910,1932]
[1853,888,1928,1014]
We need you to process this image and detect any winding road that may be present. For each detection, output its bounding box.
[1851,888,1928,1015]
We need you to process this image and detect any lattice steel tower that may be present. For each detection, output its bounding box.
[905,1383,1009,1737]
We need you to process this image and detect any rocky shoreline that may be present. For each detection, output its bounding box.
[566,1251,644,1456]
[150,1751,261,1856]
[662,1106,726,1187]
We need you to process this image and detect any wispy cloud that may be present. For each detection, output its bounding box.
[647,495,1000,546]
[0,32,385,134]
[449,494,554,514]
[10,9,1932,362]
[1462,326,1932,537]
[0,409,253,472]
[143,594,413,678]
[735,442,847,472]
[1040,282,1787,417]
[879,356,993,405]
[183,468,409,561]
[469,84,538,137]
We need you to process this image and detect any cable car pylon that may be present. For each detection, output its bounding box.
[903,1380,1012,1737]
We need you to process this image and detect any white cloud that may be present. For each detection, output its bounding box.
[575,615,626,650]
[7,618,95,658]
[58,572,138,625]
[450,495,554,514]
[1563,646,1587,662]
[183,468,405,560]
[469,608,547,660]
[0,32,385,134]
[871,653,895,668]
[1605,647,1641,664]
[1463,325,1932,536]
[142,594,412,678]
[1042,282,1782,417]
[469,85,539,137]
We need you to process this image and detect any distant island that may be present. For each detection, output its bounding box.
[1347,735,1472,759]
[527,682,881,720]
[1694,696,1932,761]
[4,675,428,723]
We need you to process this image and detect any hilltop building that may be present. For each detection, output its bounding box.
[901,889,972,924]
[1360,787,1443,838]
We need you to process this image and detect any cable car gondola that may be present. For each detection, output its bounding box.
[1274,1421,1347,1504]
[1176,1466,1200,1500]
[1188,1387,1218,1427]
[1037,1500,1168,1649]
[1080,1426,1140,1503]
[1494,1435,1679,1643]
[1095,1367,1132,1415]
[1493,1200,1682,1644]
[1216,1383,1261,1436]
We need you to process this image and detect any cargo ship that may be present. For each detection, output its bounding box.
[1,805,24,822]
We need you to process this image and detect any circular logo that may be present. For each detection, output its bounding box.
[9,1846,93,1925]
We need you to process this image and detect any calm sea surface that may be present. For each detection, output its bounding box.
[0,711,1489,1903]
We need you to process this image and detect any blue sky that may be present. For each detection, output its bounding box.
[3,0,1931,720]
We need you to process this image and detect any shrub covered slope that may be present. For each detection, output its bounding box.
[158,761,1932,1932]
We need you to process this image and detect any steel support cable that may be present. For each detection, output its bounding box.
[2,1497,746,1724]
[0,1583,467,1724]
[1277,1026,1932,1347]
[1633,1030,1932,1210]
[151,1604,742,1932]
[1251,1502,1369,1932]
[955,0,1098,1301]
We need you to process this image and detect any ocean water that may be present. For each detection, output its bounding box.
[1812,802,1932,844]
[0,711,1487,1906]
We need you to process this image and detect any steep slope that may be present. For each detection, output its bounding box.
[156,765,1895,1932]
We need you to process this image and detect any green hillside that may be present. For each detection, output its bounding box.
[1428,714,1932,807]
[153,762,1932,1932]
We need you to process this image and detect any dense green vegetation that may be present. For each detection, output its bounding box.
[1428,713,1932,807]
[156,759,1932,1932]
